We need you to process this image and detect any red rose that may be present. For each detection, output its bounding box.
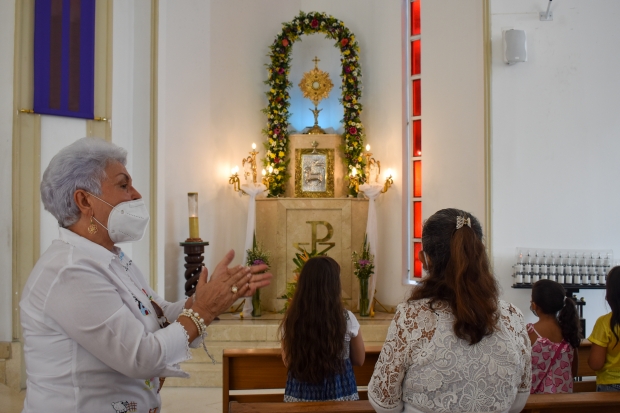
[274,128,281,135]
[349,127,357,135]
[345,95,351,101]
[278,68,285,74]
[275,157,280,164]
[282,38,289,47]
[311,19,319,29]
[341,38,349,47]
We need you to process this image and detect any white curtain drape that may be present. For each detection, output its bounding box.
[239,183,268,316]
[359,183,382,309]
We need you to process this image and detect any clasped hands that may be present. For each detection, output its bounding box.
[190,249,272,325]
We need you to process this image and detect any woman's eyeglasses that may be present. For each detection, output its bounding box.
[150,300,170,328]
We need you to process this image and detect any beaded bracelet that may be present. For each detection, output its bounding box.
[179,308,216,364]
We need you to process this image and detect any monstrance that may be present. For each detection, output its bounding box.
[298,56,333,135]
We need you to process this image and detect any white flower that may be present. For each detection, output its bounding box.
[354,105,359,109]
[356,123,361,127]
[304,19,309,23]
[274,169,280,175]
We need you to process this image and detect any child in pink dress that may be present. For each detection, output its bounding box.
[528,280,581,393]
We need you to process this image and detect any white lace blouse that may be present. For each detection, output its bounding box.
[368,299,531,413]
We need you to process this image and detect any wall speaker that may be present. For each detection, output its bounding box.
[503,29,527,65]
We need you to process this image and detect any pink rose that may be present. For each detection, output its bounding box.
[311,19,319,29]
[349,126,357,135]
[278,68,284,74]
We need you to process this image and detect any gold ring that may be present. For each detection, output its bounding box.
[231,285,238,294]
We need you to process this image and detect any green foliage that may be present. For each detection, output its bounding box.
[352,235,374,280]
[246,234,270,267]
[263,11,366,197]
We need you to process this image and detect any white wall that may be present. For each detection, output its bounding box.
[491,0,620,336]
[159,0,407,303]
[0,0,15,341]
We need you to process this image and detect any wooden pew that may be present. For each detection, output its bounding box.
[574,340,596,392]
[224,341,600,412]
[229,393,620,413]
[229,400,374,413]
[223,346,382,413]
[521,392,620,413]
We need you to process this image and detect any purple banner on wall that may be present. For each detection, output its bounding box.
[34,0,95,119]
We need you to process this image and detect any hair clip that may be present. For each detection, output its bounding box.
[456,216,471,230]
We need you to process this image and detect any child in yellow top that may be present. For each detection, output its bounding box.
[588,267,620,391]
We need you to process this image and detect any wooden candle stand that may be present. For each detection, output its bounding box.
[180,239,209,297]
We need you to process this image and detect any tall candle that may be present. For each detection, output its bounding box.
[188,192,199,239]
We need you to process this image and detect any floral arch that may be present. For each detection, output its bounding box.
[263,11,366,196]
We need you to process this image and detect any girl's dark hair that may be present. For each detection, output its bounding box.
[409,208,499,345]
[279,256,346,383]
[606,267,620,348]
[532,279,581,348]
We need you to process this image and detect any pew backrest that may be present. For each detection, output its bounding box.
[222,346,382,413]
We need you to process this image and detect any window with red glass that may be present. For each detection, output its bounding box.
[408,0,422,281]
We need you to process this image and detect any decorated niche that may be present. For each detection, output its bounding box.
[262,11,367,197]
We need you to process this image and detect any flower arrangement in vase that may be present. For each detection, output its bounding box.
[352,235,374,317]
[246,237,270,317]
[280,247,326,312]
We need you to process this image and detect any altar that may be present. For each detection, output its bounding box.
[255,197,369,312]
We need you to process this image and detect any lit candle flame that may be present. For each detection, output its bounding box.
[386,168,393,178]
[366,144,370,151]
[252,143,256,150]
[267,165,273,173]
[261,169,266,176]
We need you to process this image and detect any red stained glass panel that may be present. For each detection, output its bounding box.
[411,0,421,36]
[414,201,422,238]
[412,80,421,116]
[414,242,423,277]
[412,120,421,156]
[413,160,422,197]
[411,40,421,76]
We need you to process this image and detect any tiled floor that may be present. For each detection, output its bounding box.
[160,387,223,412]
[0,386,223,413]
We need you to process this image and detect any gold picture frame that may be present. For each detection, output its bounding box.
[294,148,335,198]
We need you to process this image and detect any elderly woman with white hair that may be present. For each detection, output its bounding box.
[20,137,272,412]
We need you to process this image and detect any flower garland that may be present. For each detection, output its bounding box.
[263,11,366,196]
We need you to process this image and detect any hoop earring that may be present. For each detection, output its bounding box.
[87,216,98,235]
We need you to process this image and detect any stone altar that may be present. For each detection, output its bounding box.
[255,198,369,312]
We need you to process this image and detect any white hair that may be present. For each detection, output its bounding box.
[40,137,127,227]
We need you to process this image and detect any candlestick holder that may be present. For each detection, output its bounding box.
[381,172,394,193]
[180,240,210,297]
[349,168,360,194]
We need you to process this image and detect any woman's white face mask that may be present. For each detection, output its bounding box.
[88,193,150,243]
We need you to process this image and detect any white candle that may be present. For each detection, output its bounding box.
[188,192,199,239]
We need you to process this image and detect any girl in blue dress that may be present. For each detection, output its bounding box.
[280,256,365,402]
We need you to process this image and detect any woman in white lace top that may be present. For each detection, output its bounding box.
[368,208,531,413]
